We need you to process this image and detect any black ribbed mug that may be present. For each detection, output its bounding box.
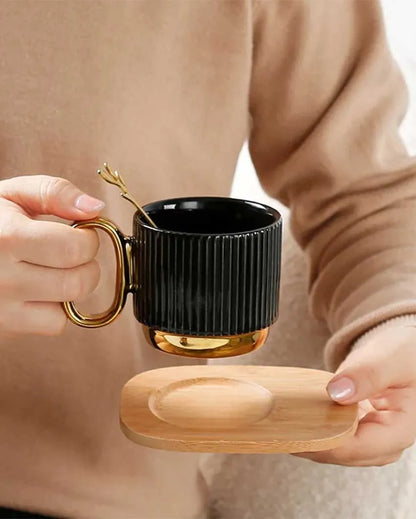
[63,197,282,358]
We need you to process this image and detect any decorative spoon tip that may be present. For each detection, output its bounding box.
[97,162,158,229]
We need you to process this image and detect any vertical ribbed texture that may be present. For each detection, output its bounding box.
[133,220,282,336]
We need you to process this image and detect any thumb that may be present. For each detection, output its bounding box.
[326,326,416,405]
[0,175,105,220]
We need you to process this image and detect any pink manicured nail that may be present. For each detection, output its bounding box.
[75,194,105,213]
[327,376,355,402]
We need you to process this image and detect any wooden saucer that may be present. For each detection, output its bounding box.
[120,365,358,453]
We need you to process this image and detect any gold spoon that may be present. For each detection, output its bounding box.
[97,163,158,228]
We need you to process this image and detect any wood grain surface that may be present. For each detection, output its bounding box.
[120,365,358,453]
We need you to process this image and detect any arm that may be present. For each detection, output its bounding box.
[249,0,416,371]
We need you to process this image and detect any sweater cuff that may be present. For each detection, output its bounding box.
[323,301,416,371]
[350,314,416,351]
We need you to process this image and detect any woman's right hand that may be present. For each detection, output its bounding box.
[0,175,105,336]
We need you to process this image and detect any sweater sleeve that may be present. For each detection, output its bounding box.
[248,0,416,371]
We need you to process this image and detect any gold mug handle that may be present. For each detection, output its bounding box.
[62,217,133,328]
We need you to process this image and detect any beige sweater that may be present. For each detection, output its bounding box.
[0,1,415,518]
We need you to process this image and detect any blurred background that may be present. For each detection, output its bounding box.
[231,0,416,219]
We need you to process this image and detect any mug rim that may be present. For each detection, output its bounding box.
[135,196,282,237]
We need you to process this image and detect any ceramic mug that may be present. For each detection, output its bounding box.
[63,196,282,358]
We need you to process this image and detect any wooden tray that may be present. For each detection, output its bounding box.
[120,365,358,453]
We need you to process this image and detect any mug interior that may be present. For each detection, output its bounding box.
[137,197,280,235]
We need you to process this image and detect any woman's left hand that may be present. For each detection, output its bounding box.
[295,325,416,466]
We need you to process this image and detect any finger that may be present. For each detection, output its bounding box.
[1,301,68,336]
[295,408,415,466]
[0,175,105,219]
[6,214,100,268]
[357,398,375,420]
[294,449,402,467]
[371,386,416,412]
[327,327,416,404]
[9,260,100,302]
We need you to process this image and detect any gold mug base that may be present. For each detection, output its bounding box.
[142,326,269,358]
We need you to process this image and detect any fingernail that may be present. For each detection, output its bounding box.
[74,194,105,213]
[327,376,355,402]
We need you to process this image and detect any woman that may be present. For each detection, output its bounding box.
[0,1,415,517]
